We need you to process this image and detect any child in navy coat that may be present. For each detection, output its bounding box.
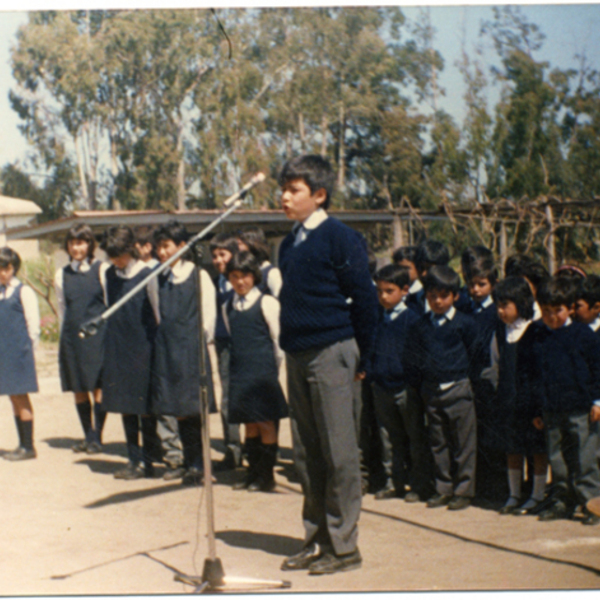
[100,226,160,480]
[54,224,108,454]
[0,247,40,461]
[223,251,288,492]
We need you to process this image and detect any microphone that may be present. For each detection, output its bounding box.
[223,172,266,207]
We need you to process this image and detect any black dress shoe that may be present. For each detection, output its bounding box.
[374,486,399,500]
[114,462,143,480]
[512,499,541,516]
[72,440,88,453]
[85,442,102,455]
[281,543,323,571]
[404,491,420,503]
[182,466,203,486]
[581,508,600,526]
[308,549,362,575]
[448,496,471,511]
[4,447,37,461]
[163,466,186,481]
[427,493,452,508]
[538,501,572,522]
[499,497,521,515]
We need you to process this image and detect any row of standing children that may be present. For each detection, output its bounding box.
[362,239,600,524]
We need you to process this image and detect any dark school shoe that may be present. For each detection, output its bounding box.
[404,491,421,503]
[538,501,572,522]
[448,496,471,511]
[182,466,203,486]
[114,462,143,480]
[499,497,521,515]
[4,447,37,461]
[374,485,401,500]
[426,493,452,508]
[71,440,88,453]
[581,508,600,526]
[280,543,323,571]
[512,499,542,516]
[85,441,103,455]
[308,549,362,575]
[163,466,186,481]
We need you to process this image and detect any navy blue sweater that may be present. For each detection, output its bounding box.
[403,311,482,389]
[458,298,499,372]
[523,320,600,414]
[278,216,379,369]
[370,307,420,391]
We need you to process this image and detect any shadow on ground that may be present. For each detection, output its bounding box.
[44,437,128,458]
[216,530,302,557]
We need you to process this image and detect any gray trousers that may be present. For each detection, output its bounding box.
[372,383,434,498]
[156,415,183,467]
[216,340,242,464]
[545,410,600,506]
[422,379,477,498]
[286,338,361,556]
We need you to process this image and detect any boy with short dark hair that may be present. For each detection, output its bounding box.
[403,265,481,510]
[392,246,422,315]
[526,277,600,524]
[370,264,433,502]
[209,232,243,471]
[410,240,450,315]
[278,154,379,575]
[574,274,600,334]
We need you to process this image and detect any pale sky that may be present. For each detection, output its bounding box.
[1,3,599,181]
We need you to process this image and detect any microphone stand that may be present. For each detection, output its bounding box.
[79,173,291,593]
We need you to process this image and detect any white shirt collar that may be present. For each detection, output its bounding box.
[431,305,456,324]
[166,260,194,284]
[302,207,328,230]
[409,279,423,294]
[233,286,260,310]
[479,295,493,309]
[589,316,600,332]
[218,273,232,293]
[114,259,146,279]
[506,317,531,343]
[387,300,408,321]
[70,259,91,273]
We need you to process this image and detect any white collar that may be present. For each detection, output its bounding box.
[478,295,493,309]
[114,259,146,279]
[165,260,194,284]
[387,300,408,320]
[218,273,232,293]
[409,279,423,294]
[300,208,328,231]
[431,305,456,323]
[506,317,531,343]
[533,302,542,321]
[70,259,92,273]
[143,258,160,269]
[590,316,600,333]
[1,276,20,290]
[233,286,260,309]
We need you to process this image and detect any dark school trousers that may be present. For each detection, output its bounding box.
[286,338,362,556]
[372,383,434,498]
[421,378,477,498]
[544,409,600,507]
[216,339,242,464]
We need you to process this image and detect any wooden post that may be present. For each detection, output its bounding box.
[393,213,404,249]
[545,201,557,274]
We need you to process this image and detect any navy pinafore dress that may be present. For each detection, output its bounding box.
[102,265,157,415]
[59,261,106,392]
[151,267,215,417]
[226,294,288,424]
[0,284,38,395]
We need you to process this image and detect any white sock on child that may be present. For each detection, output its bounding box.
[507,468,522,501]
[531,474,547,501]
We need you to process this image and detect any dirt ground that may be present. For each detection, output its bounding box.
[1,343,600,596]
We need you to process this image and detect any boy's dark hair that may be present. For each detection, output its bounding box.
[492,276,534,320]
[374,264,411,290]
[238,226,270,263]
[504,253,534,278]
[100,226,139,259]
[225,250,263,285]
[0,246,21,274]
[64,223,96,262]
[278,154,336,210]
[416,239,450,273]
[578,274,600,307]
[392,245,418,265]
[133,225,156,247]
[209,232,239,256]
[154,220,189,246]
[524,262,550,292]
[465,256,498,287]
[422,265,460,295]
[461,245,492,274]
[537,276,578,308]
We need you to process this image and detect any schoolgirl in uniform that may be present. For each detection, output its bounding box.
[100,226,160,480]
[224,251,288,492]
[237,227,282,297]
[54,224,108,454]
[0,247,40,460]
[490,276,548,515]
[151,220,217,485]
